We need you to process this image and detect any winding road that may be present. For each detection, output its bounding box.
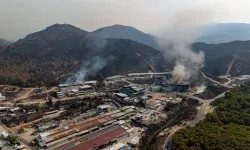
[164,71,232,149]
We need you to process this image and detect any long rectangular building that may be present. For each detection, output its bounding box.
[68,126,128,150]
[53,124,128,150]
[37,107,136,149]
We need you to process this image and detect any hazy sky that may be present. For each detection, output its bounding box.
[1,0,250,41]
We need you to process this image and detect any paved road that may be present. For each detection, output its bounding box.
[181,90,228,127]
[164,71,231,149]
[164,91,228,148]
[198,70,232,88]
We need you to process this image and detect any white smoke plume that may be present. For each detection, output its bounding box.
[65,38,113,84]
[66,56,113,84]
[196,84,207,94]
[156,8,214,83]
[171,63,189,84]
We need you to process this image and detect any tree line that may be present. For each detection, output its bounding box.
[173,84,250,150]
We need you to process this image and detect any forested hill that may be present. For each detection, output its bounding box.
[0,38,11,46]
[193,41,250,77]
[91,24,158,49]
[0,24,165,87]
[173,83,250,150]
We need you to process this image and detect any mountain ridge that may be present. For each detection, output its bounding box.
[0,38,11,46]
[196,23,250,43]
[0,24,166,87]
[90,24,158,49]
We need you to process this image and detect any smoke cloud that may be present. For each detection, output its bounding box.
[156,8,214,83]
[196,84,207,94]
[66,56,113,84]
[65,38,113,84]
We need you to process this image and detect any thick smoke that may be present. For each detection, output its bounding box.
[157,8,213,84]
[171,63,189,84]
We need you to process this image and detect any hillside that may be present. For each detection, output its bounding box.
[0,38,11,46]
[91,24,158,49]
[197,23,250,44]
[0,24,165,87]
[173,83,250,150]
[193,41,250,76]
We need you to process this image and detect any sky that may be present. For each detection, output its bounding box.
[1,0,250,41]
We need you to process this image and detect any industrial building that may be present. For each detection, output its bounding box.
[97,105,112,113]
[57,84,95,98]
[127,72,172,79]
[36,106,136,149]
[64,125,128,150]
[0,93,6,101]
[119,85,145,97]
[109,143,127,150]
[106,75,125,82]
[149,82,189,93]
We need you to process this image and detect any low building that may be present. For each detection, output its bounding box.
[114,93,128,99]
[66,85,95,97]
[0,93,6,101]
[106,75,125,82]
[84,80,97,86]
[169,84,189,92]
[119,86,144,97]
[56,91,65,98]
[0,131,8,139]
[78,85,94,94]
[128,72,172,79]
[0,107,10,113]
[66,126,128,150]
[97,105,112,112]
[109,143,127,150]
[58,84,70,88]
[36,107,134,149]
[128,136,140,147]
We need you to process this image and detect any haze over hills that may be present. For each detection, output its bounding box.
[197,23,250,44]
[91,24,158,49]
[0,38,11,46]
[91,23,250,46]
[1,23,250,86]
[0,24,165,87]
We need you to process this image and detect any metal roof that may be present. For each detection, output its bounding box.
[68,127,128,150]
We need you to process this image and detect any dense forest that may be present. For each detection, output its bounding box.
[173,83,250,150]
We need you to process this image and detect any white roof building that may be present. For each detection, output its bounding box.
[84,80,97,85]
[109,143,127,150]
[114,93,128,98]
[0,131,9,139]
[128,136,140,146]
[97,105,112,110]
[0,93,6,101]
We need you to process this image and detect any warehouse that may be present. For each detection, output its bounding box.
[36,107,136,149]
[0,93,6,101]
[67,126,128,150]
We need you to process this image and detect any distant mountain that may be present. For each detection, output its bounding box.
[0,24,165,87]
[24,23,89,41]
[0,38,11,46]
[91,24,158,49]
[197,23,250,44]
[193,40,250,76]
